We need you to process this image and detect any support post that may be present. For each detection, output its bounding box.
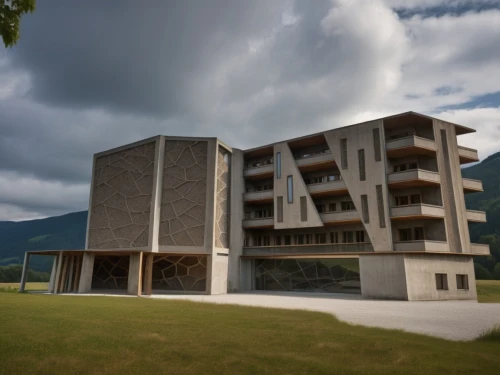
[54,252,64,294]
[143,253,154,295]
[128,252,143,296]
[19,253,30,293]
[48,256,58,293]
[72,254,82,292]
[78,252,95,293]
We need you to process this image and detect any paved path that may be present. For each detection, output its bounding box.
[143,292,500,341]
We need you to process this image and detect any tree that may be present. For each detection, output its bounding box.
[474,263,492,280]
[0,0,35,48]
[493,263,500,281]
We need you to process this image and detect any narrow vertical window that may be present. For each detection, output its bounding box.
[277,196,283,223]
[376,184,386,228]
[287,175,293,203]
[340,138,348,169]
[435,274,448,290]
[276,152,281,179]
[361,194,369,223]
[300,196,307,221]
[358,149,366,181]
[373,128,381,162]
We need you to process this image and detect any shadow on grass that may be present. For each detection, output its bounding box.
[477,326,500,342]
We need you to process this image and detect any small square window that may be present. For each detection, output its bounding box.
[436,273,448,290]
[456,274,469,290]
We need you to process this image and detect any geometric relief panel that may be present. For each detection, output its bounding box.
[91,256,129,289]
[159,140,208,247]
[151,255,207,292]
[88,142,156,249]
[255,258,361,294]
[215,146,230,248]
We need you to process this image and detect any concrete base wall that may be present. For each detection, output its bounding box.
[360,254,408,300]
[405,254,477,301]
[207,253,229,295]
[360,254,477,301]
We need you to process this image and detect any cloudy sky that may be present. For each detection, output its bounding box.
[0,0,499,221]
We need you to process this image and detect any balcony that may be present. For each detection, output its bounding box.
[307,179,348,197]
[387,169,441,188]
[295,151,335,172]
[244,190,274,204]
[243,163,274,180]
[386,136,437,158]
[390,204,445,220]
[462,178,483,193]
[394,240,449,252]
[458,145,479,164]
[320,210,360,225]
[466,210,487,223]
[242,217,274,229]
[243,242,374,257]
[471,243,490,255]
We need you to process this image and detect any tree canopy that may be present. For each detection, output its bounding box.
[0,0,35,48]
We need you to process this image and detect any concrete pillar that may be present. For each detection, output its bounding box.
[53,252,64,294]
[128,253,143,296]
[78,252,95,293]
[143,253,154,295]
[48,256,58,293]
[19,253,30,293]
[239,258,254,291]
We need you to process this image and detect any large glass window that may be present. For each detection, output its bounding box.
[287,175,293,203]
[276,152,282,179]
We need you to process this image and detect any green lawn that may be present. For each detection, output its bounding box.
[0,293,499,375]
[0,282,48,292]
[476,280,500,303]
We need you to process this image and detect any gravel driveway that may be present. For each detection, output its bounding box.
[148,291,500,341]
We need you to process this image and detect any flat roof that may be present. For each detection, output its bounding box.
[242,111,476,156]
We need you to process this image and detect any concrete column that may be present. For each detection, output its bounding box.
[48,256,58,293]
[53,252,64,294]
[239,258,254,291]
[78,252,95,293]
[128,253,143,296]
[143,253,154,295]
[19,253,30,293]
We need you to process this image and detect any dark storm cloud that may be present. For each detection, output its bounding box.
[7,0,286,116]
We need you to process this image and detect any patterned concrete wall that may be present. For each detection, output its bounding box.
[92,256,129,289]
[215,146,230,248]
[152,255,207,291]
[88,142,156,249]
[159,140,208,246]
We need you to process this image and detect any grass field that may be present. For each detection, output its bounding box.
[476,280,500,303]
[0,293,499,375]
[0,282,48,292]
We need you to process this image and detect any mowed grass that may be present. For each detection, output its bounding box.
[0,282,48,292]
[476,280,500,303]
[1,293,500,375]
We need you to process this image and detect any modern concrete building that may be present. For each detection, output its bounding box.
[20,112,490,300]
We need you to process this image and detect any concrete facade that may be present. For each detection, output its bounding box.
[21,112,489,301]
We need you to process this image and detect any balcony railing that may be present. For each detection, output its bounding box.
[393,240,449,252]
[295,151,335,171]
[471,243,490,255]
[243,163,274,179]
[307,179,347,197]
[242,217,274,229]
[243,189,274,204]
[466,209,487,223]
[458,145,479,164]
[242,242,374,256]
[320,210,360,224]
[386,135,437,157]
[390,204,445,219]
[462,178,483,193]
[387,169,441,187]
